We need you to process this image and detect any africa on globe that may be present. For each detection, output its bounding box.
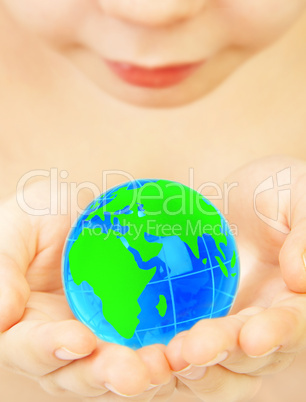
[62,179,239,349]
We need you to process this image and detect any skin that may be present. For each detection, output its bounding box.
[1,1,306,401]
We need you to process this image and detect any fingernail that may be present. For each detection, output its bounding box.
[175,365,207,380]
[175,364,192,374]
[194,351,229,367]
[303,251,306,269]
[104,383,138,397]
[248,346,280,358]
[147,384,160,391]
[54,347,91,361]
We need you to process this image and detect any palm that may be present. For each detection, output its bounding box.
[23,211,74,295]
[0,182,174,400]
[20,192,99,322]
[211,158,292,315]
[21,292,74,322]
[167,158,306,401]
[231,244,287,314]
[11,180,97,296]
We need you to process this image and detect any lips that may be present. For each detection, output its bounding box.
[104,59,204,89]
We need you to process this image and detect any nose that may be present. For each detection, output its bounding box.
[97,0,207,27]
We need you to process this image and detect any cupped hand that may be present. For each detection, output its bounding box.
[0,181,173,401]
[166,155,306,402]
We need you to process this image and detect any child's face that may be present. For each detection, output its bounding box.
[4,0,306,107]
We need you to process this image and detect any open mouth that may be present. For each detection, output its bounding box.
[104,59,205,89]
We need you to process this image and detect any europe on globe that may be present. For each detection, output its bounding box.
[62,179,239,349]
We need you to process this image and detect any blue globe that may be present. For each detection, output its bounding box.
[62,179,239,349]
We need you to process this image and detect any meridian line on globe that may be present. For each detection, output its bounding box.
[160,239,178,334]
[201,235,215,318]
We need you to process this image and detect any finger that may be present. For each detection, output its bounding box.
[136,344,172,386]
[40,342,151,398]
[166,308,263,371]
[240,290,306,356]
[167,307,293,377]
[176,378,197,398]
[81,389,160,402]
[279,190,306,292]
[87,378,177,402]
[152,377,177,401]
[177,364,261,402]
[0,319,97,376]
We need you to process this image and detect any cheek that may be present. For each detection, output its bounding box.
[217,0,306,45]
[2,0,87,42]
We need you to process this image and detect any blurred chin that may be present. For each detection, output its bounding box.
[106,88,202,108]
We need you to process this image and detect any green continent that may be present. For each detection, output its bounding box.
[156,295,167,317]
[69,229,156,339]
[86,180,227,263]
[231,250,236,268]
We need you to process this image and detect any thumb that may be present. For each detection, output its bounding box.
[0,198,34,332]
[279,183,306,293]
